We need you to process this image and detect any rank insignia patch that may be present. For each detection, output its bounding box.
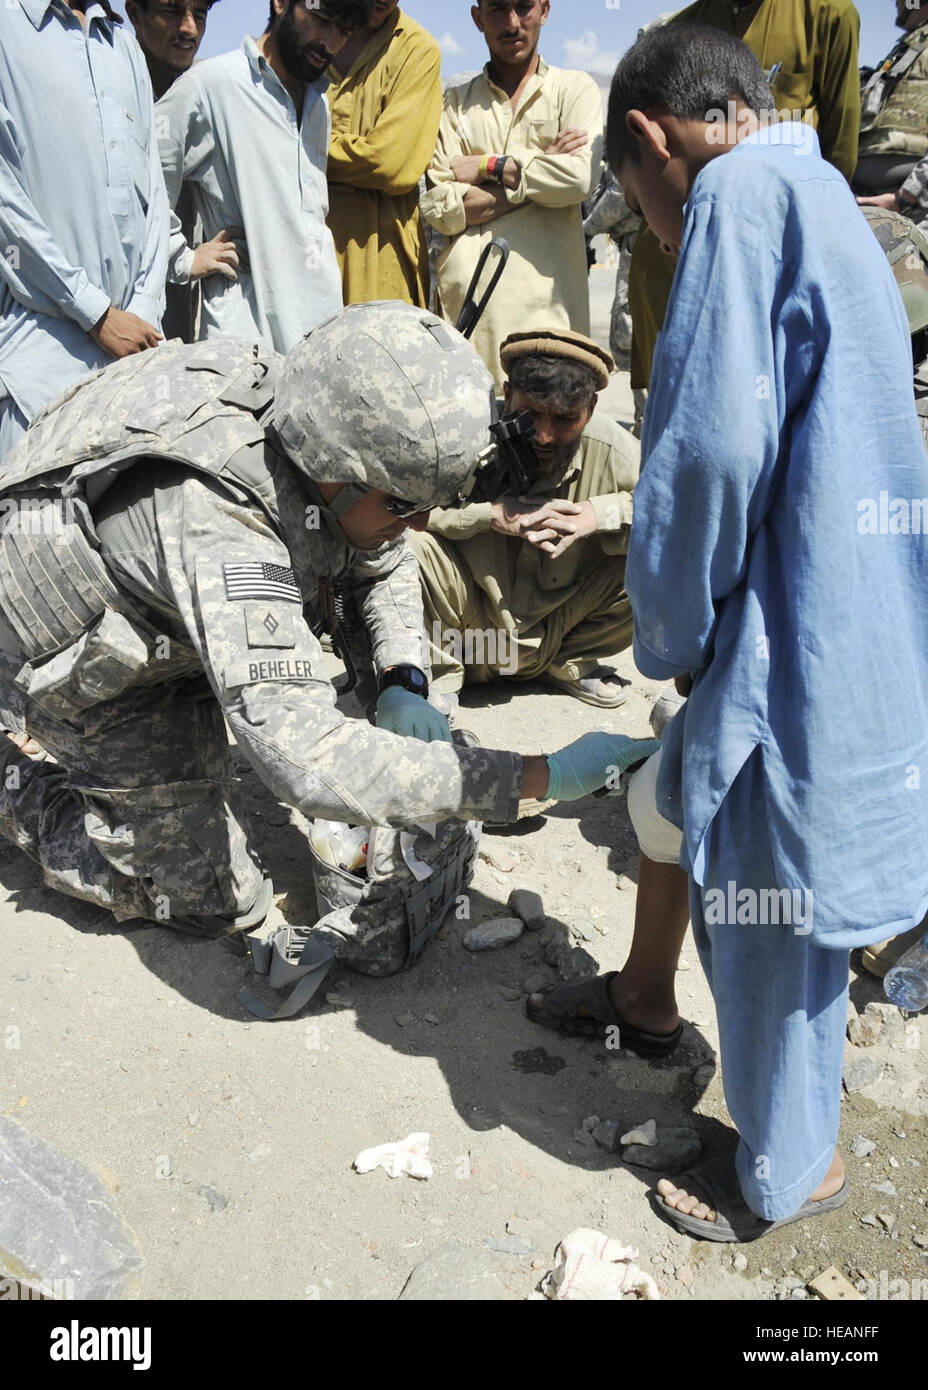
[244,603,296,649]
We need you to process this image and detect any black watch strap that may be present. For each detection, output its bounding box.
[378,665,429,698]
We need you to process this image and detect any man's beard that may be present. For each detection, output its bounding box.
[532,433,583,489]
[275,7,331,82]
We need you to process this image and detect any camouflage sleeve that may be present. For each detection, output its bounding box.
[154,474,522,827]
[901,154,928,215]
[582,176,630,238]
[345,538,432,678]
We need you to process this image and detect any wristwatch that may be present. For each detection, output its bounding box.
[378,665,429,699]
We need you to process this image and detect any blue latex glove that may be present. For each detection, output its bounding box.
[376,686,453,743]
[546,733,662,801]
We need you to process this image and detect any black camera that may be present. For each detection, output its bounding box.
[463,405,538,504]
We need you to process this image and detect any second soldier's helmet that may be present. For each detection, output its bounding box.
[272,302,495,508]
[862,206,928,336]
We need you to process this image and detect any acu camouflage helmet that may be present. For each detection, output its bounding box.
[272,302,495,508]
[862,205,928,336]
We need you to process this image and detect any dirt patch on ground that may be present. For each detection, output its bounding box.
[1,642,923,1301]
[0,275,923,1301]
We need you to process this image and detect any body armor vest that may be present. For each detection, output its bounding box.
[0,337,284,517]
[860,28,928,160]
[0,339,287,667]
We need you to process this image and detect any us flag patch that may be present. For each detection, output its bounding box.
[224,561,301,604]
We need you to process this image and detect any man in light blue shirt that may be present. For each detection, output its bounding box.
[126,0,224,343]
[157,0,374,353]
[0,0,168,456]
[610,26,928,1239]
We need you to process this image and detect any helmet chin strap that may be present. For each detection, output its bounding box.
[301,478,371,545]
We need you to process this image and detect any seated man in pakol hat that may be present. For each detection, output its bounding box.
[407,328,639,711]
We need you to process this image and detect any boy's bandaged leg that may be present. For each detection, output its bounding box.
[626,748,683,865]
[691,750,849,1223]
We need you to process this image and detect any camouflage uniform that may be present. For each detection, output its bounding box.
[0,322,523,932]
[857,23,928,162]
[859,23,928,160]
[854,20,928,222]
[583,172,641,368]
[897,151,928,228]
[862,205,928,451]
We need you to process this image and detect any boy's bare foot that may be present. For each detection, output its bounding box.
[656,1149,846,1225]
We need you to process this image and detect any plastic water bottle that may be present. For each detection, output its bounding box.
[884,934,928,1012]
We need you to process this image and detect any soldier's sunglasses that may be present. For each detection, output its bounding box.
[383,496,432,518]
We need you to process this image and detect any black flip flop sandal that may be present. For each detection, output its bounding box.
[525,970,683,1059]
[652,1151,849,1243]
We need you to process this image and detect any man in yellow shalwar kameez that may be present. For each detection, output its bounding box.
[326,1,442,305]
[627,0,861,391]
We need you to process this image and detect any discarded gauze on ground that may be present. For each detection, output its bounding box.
[353,1133,432,1180]
[620,1119,657,1147]
[543,1228,660,1301]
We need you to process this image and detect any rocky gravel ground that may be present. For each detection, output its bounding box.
[1,643,924,1302]
[0,266,923,1302]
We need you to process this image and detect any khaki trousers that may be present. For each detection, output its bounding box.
[410,530,632,692]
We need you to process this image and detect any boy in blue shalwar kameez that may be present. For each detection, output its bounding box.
[534,24,928,1241]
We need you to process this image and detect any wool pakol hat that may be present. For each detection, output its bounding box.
[500,329,614,390]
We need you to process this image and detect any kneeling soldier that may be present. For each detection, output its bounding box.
[0,303,643,934]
